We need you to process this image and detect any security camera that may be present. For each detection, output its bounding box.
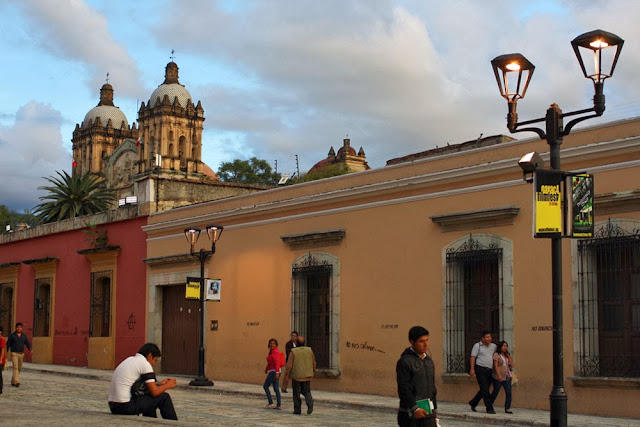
[518,151,544,183]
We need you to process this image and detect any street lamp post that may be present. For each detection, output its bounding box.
[491,29,624,427]
[184,224,224,387]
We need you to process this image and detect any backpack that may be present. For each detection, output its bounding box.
[279,350,286,368]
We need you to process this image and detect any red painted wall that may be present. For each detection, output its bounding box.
[0,215,147,367]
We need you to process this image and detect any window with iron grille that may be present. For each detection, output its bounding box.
[90,271,112,337]
[0,282,14,334]
[576,220,640,378]
[291,253,339,372]
[444,235,511,374]
[33,278,51,337]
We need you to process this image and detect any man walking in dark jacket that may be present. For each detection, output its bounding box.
[396,326,438,427]
[6,322,32,387]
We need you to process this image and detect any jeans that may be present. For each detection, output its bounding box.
[263,371,281,407]
[292,380,313,414]
[11,352,24,385]
[109,392,178,420]
[491,378,512,410]
[469,365,494,411]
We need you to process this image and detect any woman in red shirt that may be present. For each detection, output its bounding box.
[263,338,283,409]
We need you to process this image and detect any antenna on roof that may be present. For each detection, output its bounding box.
[106,72,109,83]
[170,49,176,61]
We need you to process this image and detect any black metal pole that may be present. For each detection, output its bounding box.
[190,248,213,386]
[546,104,567,427]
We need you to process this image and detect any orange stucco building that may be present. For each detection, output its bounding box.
[142,117,640,417]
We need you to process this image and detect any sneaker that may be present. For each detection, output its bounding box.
[265,404,275,409]
[274,406,282,410]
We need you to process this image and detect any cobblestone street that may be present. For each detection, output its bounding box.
[2,370,480,426]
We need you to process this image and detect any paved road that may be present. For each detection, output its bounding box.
[3,370,484,426]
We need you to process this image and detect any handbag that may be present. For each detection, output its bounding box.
[131,377,149,397]
[511,371,519,386]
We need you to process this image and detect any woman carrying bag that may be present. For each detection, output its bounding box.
[491,341,515,414]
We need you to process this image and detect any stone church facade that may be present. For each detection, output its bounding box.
[71,61,265,214]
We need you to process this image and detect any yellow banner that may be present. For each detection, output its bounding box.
[534,170,562,237]
[185,278,201,300]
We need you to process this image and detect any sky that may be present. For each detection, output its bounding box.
[1,0,639,212]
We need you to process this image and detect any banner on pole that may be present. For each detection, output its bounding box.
[186,277,201,300]
[568,173,594,238]
[206,279,222,301]
[533,170,563,238]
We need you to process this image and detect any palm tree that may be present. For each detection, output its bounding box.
[33,170,116,224]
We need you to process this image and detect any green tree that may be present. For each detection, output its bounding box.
[33,170,116,224]
[292,163,350,183]
[217,157,281,186]
[0,205,38,232]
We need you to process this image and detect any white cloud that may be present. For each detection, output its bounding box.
[8,0,146,100]
[0,102,70,211]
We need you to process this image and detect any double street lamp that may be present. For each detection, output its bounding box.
[491,30,624,427]
[184,224,224,387]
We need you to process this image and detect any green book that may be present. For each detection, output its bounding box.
[416,398,433,414]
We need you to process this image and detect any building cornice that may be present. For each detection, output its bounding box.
[281,229,346,250]
[430,206,520,232]
[143,135,640,235]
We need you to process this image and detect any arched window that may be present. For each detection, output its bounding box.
[443,234,514,373]
[574,219,640,378]
[179,136,187,169]
[291,252,340,374]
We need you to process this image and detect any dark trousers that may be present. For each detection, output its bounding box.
[292,380,313,414]
[397,410,437,427]
[109,393,178,420]
[0,363,3,393]
[469,365,494,411]
[491,378,512,410]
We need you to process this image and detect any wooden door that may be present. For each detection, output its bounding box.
[161,285,199,375]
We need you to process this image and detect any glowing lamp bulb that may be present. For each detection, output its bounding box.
[589,39,609,48]
[505,62,521,71]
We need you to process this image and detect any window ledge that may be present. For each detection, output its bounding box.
[315,368,340,379]
[281,229,346,250]
[430,206,520,232]
[441,373,475,384]
[568,376,640,389]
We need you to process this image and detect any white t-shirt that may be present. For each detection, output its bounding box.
[108,353,156,403]
[471,341,497,369]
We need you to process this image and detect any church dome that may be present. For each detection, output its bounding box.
[82,83,129,129]
[148,61,193,107]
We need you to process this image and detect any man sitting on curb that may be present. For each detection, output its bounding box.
[107,343,178,420]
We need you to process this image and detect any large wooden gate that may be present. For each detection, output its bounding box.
[161,285,199,375]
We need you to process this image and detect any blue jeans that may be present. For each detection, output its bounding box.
[263,371,281,407]
[491,378,512,410]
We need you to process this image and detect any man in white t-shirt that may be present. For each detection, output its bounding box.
[108,343,178,419]
[468,330,497,414]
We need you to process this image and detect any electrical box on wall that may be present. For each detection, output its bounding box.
[210,320,218,331]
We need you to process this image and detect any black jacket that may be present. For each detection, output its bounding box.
[396,347,437,413]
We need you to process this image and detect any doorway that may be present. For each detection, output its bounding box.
[161,284,199,375]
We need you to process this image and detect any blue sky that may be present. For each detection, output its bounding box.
[1,0,639,212]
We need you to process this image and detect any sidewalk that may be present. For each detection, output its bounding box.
[23,363,639,426]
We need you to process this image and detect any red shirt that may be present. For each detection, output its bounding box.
[265,347,283,373]
[0,336,6,365]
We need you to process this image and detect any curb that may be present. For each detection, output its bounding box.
[23,365,543,426]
